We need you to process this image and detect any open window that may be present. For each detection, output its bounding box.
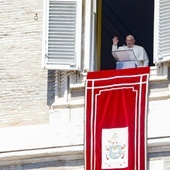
[99,0,154,70]
[43,0,82,70]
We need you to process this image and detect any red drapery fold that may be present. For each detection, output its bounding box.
[85,67,150,170]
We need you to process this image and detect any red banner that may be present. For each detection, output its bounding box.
[85,67,150,170]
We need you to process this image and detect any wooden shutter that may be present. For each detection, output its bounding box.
[154,0,170,62]
[43,0,82,70]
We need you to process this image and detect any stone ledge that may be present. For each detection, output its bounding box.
[70,82,85,90]
[149,91,170,100]
[147,137,170,153]
[149,75,168,82]
[0,145,84,166]
[52,99,85,109]
[149,66,169,82]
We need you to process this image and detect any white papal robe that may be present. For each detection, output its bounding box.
[112,44,149,67]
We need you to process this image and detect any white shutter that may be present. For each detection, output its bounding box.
[43,0,82,70]
[154,0,170,63]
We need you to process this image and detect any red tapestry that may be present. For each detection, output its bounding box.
[85,67,150,170]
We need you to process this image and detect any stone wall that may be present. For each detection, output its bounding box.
[0,1,50,127]
[0,1,170,169]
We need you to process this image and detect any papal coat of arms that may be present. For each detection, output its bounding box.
[102,127,128,169]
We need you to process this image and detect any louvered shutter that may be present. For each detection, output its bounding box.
[154,0,170,62]
[43,0,82,70]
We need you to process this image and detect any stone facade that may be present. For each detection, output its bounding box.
[0,1,49,127]
[0,0,170,170]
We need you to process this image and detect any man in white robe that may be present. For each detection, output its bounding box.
[112,35,149,67]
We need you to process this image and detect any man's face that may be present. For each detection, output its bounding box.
[126,36,135,48]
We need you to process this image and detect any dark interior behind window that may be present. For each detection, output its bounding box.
[101,0,154,70]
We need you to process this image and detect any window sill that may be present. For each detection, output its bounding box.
[149,65,169,82]
[52,98,85,109]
